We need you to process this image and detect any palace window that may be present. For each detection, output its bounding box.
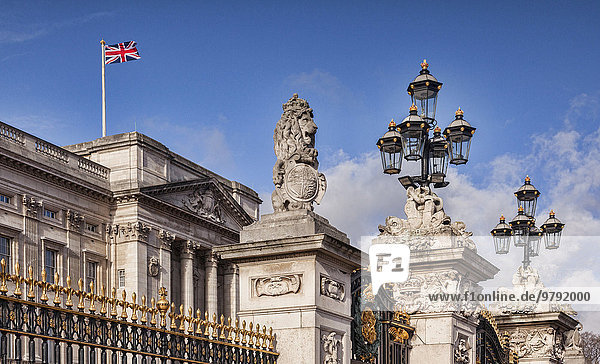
[44,248,57,280]
[86,223,99,233]
[43,209,56,219]
[118,269,125,288]
[86,261,97,292]
[0,236,10,268]
[0,194,10,204]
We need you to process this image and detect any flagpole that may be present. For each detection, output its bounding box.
[101,39,106,137]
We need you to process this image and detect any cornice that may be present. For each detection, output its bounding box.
[0,151,113,203]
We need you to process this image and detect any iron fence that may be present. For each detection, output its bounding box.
[0,260,278,364]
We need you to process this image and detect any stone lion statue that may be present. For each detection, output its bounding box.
[271,94,326,212]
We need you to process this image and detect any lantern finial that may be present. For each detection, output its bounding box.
[434,126,441,133]
[409,104,418,112]
[420,59,428,70]
[525,175,531,183]
[500,215,505,221]
[389,119,396,128]
[518,206,524,213]
[455,107,464,117]
[549,210,555,217]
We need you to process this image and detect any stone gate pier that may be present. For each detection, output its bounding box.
[216,94,363,364]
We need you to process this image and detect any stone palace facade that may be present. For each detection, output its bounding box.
[0,120,261,321]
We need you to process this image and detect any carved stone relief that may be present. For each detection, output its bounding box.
[322,331,341,364]
[389,270,481,315]
[453,335,471,364]
[564,324,583,355]
[182,240,202,254]
[254,274,301,297]
[106,224,119,238]
[106,222,152,242]
[320,276,345,301]
[22,194,42,217]
[182,186,223,223]
[66,209,84,230]
[376,187,476,251]
[508,327,565,361]
[148,256,160,277]
[158,229,175,249]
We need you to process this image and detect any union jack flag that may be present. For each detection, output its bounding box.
[104,41,141,65]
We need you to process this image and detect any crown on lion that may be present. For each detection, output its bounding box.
[283,93,313,115]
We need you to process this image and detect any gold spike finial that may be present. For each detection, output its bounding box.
[525,175,531,183]
[388,119,396,128]
[0,259,7,294]
[420,59,428,69]
[13,262,22,297]
[455,107,464,117]
[409,104,418,112]
[27,266,35,299]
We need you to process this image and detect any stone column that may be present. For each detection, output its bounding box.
[205,252,219,317]
[223,262,239,319]
[22,195,42,276]
[158,230,174,298]
[180,241,196,311]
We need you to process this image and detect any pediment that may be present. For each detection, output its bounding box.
[140,178,254,230]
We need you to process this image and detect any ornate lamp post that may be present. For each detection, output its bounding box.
[377,60,475,189]
[490,176,565,268]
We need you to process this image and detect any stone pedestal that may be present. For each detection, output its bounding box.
[409,312,478,363]
[496,312,590,364]
[400,247,498,364]
[215,210,363,364]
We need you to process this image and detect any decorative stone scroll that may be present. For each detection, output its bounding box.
[271,94,326,212]
[320,276,345,301]
[322,331,341,364]
[254,274,301,297]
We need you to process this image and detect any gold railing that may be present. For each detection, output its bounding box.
[0,259,278,363]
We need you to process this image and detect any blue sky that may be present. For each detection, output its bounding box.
[3,0,600,330]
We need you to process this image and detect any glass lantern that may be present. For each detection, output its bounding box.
[491,215,513,254]
[515,176,540,218]
[443,108,475,165]
[528,225,543,257]
[398,105,428,161]
[377,120,404,174]
[428,126,448,184]
[510,207,531,247]
[541,210,565,249]
[407,59,443,125]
